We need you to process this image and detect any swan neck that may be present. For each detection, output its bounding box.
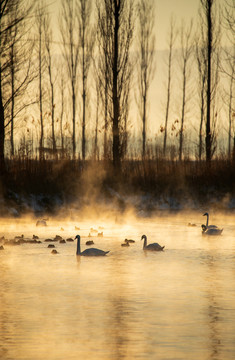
[206,214,209,227]
[143,236,147,248]
[76,237,81,255]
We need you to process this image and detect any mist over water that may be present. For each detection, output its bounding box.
[0,211,235,360]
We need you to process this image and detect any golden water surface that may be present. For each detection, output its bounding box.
[0,213,235,360]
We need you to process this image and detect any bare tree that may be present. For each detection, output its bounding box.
[96,0,111,159]
[93,80,99,160]
[78,0,95,161]
[44,11,56,153]
[35,2,46,160]
[136,0,156,159]
[59,0,79,159]
[97,0,134,169]
[195,17,207,161]
[0,0,33,172]
[163,17,176,157]
[200,0,218,161]
[3,1,35,157]
[178,19,194,161]
[59,75,64,152]
[222,0,234,159]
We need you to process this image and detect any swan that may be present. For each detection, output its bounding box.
[202,212,219,229]
[141,235,165,251]
[202,226,223,236]
[75,235,109,256]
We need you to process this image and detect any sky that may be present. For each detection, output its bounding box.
[154,0,200,50]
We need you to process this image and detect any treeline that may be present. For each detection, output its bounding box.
[0,0,234,176]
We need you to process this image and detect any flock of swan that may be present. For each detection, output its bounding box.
[75,212,223,257]
[0,212,223,256]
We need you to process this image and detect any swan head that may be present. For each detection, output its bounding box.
[141,235,147,241]
[203,212,209,217]
[201,224,207,232]
[75,235,80,240]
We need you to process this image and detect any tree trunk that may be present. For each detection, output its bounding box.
[206,0,212,162]
[112,1,120,169]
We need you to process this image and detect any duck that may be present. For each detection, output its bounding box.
[121,242,129,247]
[51,249,58,254]
[141,235,165,251]
[75,235,109,256]
[86,240,94,245]
[125,238,135,243]
[48,244,55,248]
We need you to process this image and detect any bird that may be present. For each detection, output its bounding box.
[202,212,219,230]
[75,235,109,256]
[51,249,58,254]
[201,212,223,235]
[141,235,165,251]
[121,242,129,247]
[124,238,135,243]
[86,240,94,245]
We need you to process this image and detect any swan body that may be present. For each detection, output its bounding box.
[141,235,165,251]
[201,224,223,236]
[75,235,109,256]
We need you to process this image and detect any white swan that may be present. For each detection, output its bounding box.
[141,235,165,251]
[75,235,109,256]
[201,213,223,235]
[203,212,219,229]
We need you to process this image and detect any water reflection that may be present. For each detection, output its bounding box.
[203,253,222,360]
[0,215,235,360]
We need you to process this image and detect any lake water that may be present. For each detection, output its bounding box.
[0,212,235,360]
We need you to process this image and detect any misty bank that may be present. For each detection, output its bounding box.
[0,159,234,217]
